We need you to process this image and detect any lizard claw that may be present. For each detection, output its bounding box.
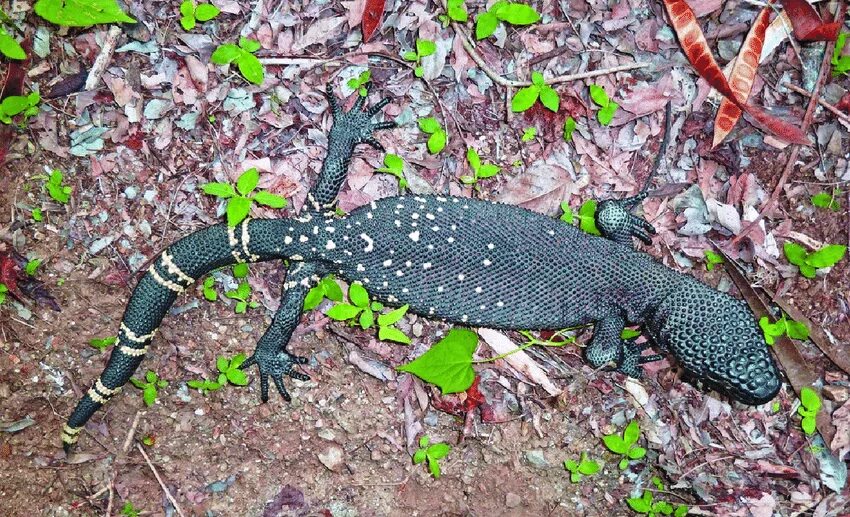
[241,348,309,403]
[596,199,657,247]
[617,339,663,377]
[325,82,395,149]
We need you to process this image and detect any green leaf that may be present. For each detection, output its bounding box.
[447,0,468,21]
[416,39,437,57]
[539,85,560,112]
[226,196,251,226]
[560,201,574,224]
[495,3,540,25]
[402,50,418,61]
[801,415,816,435]
[466,147,481,171]
[0,28,26,60]
[799,264,817,278]
[237,53,265,84]
[627,493,652,513]
[418,117,440,134]
[359,308,374,329]
[235,281,251,299]
[805,244,846,269]
[413,449,427,464]
[428,442,451,460]
[602,434,628,454]
[419,435,430,448]
[397,328,478,394]
[475,11,499,40]
[239,37,261,53]
[142,386,157,406]
[254,190,287,208]
[202,182,236,198]
[783,241,807,266]
[811,192,840,211]
[383,154,404,173]
[232,263,249,278]
[564,459,578,472]
[578,200,601,235]
[623,420,640,445]
[597,101,619,125]
[428,458,442,478]
[377,304,409,326]
[621,328,641,340]
[786,319,809,341]
[800,386,821,412]
[34,0,136,26]
[323,277,343,301]
[194,3,220,21]
[348,283,370,308]
[234,300,247,313]
[627,446,646,459]
[236,168,259,195]
[477,164,500,179]
[303,287,324,310]
[511,85,539,112]
[179,0,194,17]
[145,370,157,383]
[226,368,248,385]
[326,303,362,321]
[379,325,412,344]
[212,44,242,64]
[674,504,689,517]
[563,116,576,142]
[759,316,782,345]
[704,250,724,271]
[521,127,537,142]
[32,208,43,221]
[180,14,195,31]
[589,84,610,107]
[25,259,42,276]
[427,130,447,154]
[414,66,424,78]
[578,459,599,475]
[216,356,230,373]
[2,95,32,116]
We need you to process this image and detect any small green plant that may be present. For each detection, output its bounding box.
[559,200,601,235]
[130,370,168,407]
[798,386,821,435]
[179,0,220,30]
[811,189,841,211]
[31,208,43,221]
[563,116,576,142]
[0,283,8,305]
[402,38,437,78]
[376,305,412,344]
[0,25,26,60]
[626,489,688,517]
[417,117,447,154]
[202,167,287,226]
[460,147,500,186]
[202,277,217,301]
[375,154,408,189]
[476,1,540,40]
[832,32,849,77]
[564,452,600,483]
[225,281,259,313]
[34,0,135,26]
[438,0,468,25]
[211,37,264,85]
[325,283,411,343]
[413,435,452,479]
[589,84,619,125]
[783,241,846,279]
[119,501,140,517]
[89,335,117,350]
[45,169,72,204]
[602,419,646,470]
[521,127,536,142]
[759,313,809,345]
[304,275,344,310]
[347,70,372,96]
[188,353,249,393]
[24,258,42,276]
[0,92,41,125]
[233,263,249,278]
[512,71,559,113]
[398,328,477,393]
[703,250,724,271]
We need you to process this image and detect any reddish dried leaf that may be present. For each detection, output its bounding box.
[44,69,87,99]
[361,0,386,42]
[713,4,773,147]
[662,0,810,145]
[778,0,840,41]
[0,38,31,164]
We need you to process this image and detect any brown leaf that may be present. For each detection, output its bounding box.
[361,0,386,42]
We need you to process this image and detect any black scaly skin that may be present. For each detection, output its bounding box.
[63,89,782,452]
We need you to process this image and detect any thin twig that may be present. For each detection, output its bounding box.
[85,26,122,90]
[105,410,142,516]
[782,81,850,125]
[136,443,187,517]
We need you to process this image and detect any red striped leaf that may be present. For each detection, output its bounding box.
[779,0,840,42]
[361,0,386,42]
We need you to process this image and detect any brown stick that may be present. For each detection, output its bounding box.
[136,443,187,517]
[782,81,850,125]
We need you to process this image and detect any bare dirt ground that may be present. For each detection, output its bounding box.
[1,1,849,516]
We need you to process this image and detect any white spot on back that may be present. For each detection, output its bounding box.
[325,240,336,250]
[360,234,374,252]
[409,230,420,242]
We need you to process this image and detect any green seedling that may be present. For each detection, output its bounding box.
[376,304,411,344]
[24,258,42,276]
[0,92,41,125]
[232,263,249,278]
[460,147,500,186]
[398,328,477,393]
[521,127,537,142]
[0,26,25,60]
[203,167,287,226]
[34,0,135,26]
[626,489,688,517]
[202,276,217,301]
[179,0,220,30]
[130,370,168,407]
[0,283,8,305]
[811,189,841,211]
[224,281,259,313]
[31,208,43,221]
[304,275,344,310]
[142,435,155,446]
[402,38,437,78]
[438,0,468,26]
[347,69,372,97]
[564,452,600,483]
[188,353,249,393]
[783,241,846,279]
[476,1,540,40]
[45,169,72,204]
[413,435,452,479]
[325,283,412,343]
[559,200,601,235]
[563,116,577,142]
[417,117,447,154]
[602,419,646,470]
[798,386,821,435]
[589,84,619,125]
[375,153,408,189]
[833,32,849,76]
[759,313,809,345]
[211,37,264,85]
[89,335,117,351]
[704,250,724,271]
[512,71,559,113]
[119,501,140,517]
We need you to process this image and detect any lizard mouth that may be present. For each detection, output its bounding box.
[696,369,781,405]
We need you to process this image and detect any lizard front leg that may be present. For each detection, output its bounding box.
[595,196,657,248]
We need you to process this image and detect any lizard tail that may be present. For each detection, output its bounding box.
[63,218,307,451]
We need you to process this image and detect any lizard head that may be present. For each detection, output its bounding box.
[654,281,782,405]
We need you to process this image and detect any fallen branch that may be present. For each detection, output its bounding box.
[782,81,850,126]
[85,25,122,91]
[136,443,187,517]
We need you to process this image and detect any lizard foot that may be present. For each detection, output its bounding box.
[241,348,310,403]
[596,198,656,246]
[324,82,397,151]
[617,341,664,378]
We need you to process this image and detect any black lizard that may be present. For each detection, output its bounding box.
[62,85,782,451]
